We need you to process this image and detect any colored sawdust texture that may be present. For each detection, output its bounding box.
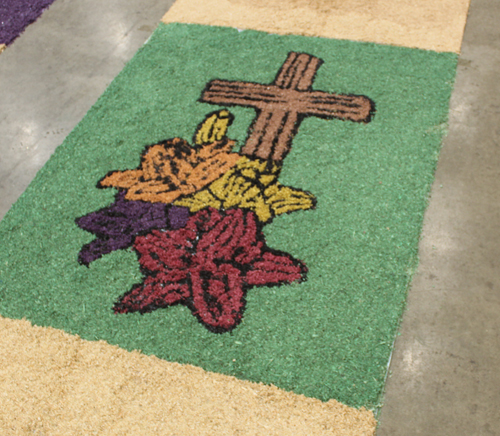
[98,137,240,204]
[0,23,457,409]
[163,0,470,53]
[0,0,56,46]
[174,156,316,223]
[0,316,376,435]
[113,207,307,333]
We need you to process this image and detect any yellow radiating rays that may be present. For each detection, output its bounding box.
[175,156,316,223]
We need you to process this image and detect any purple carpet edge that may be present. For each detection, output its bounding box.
[0,0,56,46]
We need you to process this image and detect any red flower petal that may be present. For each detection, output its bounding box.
[114,272,190,313]
[135,228,196,272]
[190,262,245,332]
[245,251,307,286]
[196,208,263,265]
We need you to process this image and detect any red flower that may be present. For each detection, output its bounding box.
[114,208,307,333]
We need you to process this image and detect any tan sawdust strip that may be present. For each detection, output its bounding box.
[162,0,470,53]
[0,44,6,54]
[0,316,376,435]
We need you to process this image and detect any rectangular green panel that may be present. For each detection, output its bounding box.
[0,23,456,408]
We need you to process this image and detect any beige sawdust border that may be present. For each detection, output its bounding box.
[162,0,470,53]
[0,316,376,435]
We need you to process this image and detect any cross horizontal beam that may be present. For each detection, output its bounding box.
[202,80,373,123]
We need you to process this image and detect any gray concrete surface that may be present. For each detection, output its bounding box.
[0,0,499,434]
[0,0,174,218]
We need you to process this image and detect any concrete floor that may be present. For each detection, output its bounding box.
[0,0,175,216]
[0,0,499,434]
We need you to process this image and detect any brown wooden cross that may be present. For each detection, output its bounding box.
[200,52,375,162]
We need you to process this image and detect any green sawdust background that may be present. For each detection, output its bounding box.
[0,23,456,408]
